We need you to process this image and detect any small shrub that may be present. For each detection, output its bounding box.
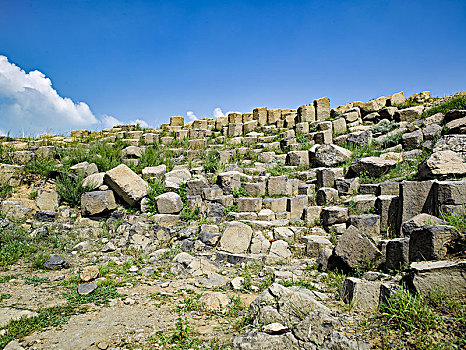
[55,173,95,208]
[24,158,57,177]
[0,184,12,200]
[28,190,38,200]
[379,290,442,332]
[146,178,166,213]
[203,149,220,173]
[423,95,466,119]
[231,186,248,198]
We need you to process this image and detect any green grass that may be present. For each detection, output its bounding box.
[23,275,50,286]
[0,225,37,266]
[0,184,12,200]
[145,178,166,213]
[393,99,424,109]
[55,173,96,208]
[24,157,57,177]
[423,95,466,119]
[202,149,221,174]
[231,186,248,198]
[371,120,400,134]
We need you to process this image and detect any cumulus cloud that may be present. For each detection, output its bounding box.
[0,55,101,136]
[186,111,197,121]
[129,119,150,128]
[213,107,225,119]
[101,115,122,128]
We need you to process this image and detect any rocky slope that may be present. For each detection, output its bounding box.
[0,90,465,349]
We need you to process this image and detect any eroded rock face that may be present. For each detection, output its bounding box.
[313,144,352,167]
[81,190,117,216]
[104,164,149,206]
[218,221,253,254]
[418,150,466,179]
[156,192,183,214]
[333,225,381,270]
[347,156,396,178]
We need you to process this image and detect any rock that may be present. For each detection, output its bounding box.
[249,232,271,254]
[232,330,299,350]
[316,187,338,206]
[80,266,99,282]
[0,307,38,328]
[171,252,219,277]
[231,276,246,290]
[142,165,166,180]
[341,277,381,311]
[397,180,435,232]
[422,123,442,140]
[4,340,26,350]
[348,214,381,238]
[36,189,59,212]
[216,171,241,194]
[402,129,423,149]
[395,106,424,121]
[102,242,116,252]
[434,179,466,215]
[198,273,228,289]
[218,221,253,254]
[70,161,98,177]
[262,323,289,335]
[375,195,399,233]
[81,190,117,216]
[77,283,98,295]
[121,145,142,158]
[347,130,372,147]
[317,247,333,271]
[267,175,292,196]
[303,235,333,258]
[433,135,466,161]
[198,292,231,311]
[314,97,331,120]
[43,255,68,270]
[405,260,466,296]
[347,156,396,178]
[418,150,466,179]
[156,192,183,214]
[286,151,309,166]
[0,164,23,186]
[334,226,381,270]
[0,200,33,221]
[409,225,458,261]
[313,144,352,167]
[321,206,348,226]
[268,240,291,262]
[385,238,409,271]
[237,197,263,213]
[82,172,105,188]
[401,213,443,236]
[287,195,308,219]
[104,164,149,206]
[335,177,360,195]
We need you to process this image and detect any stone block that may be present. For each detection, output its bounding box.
[263,197,288,213]
[322,206,348,226]
[287,195,308,220]
[104,164,149,206]
[316,187,338,206]
[385,238,409,271]
[397,180,435,232]
[341,277,381,311]
[314,97,330,121]
[218,221,253,254]
[286,151,309,167]
[303,206,322,225]
[243,182,266,197]
[267,175,292,196]
[375,195,399,233]
[348,214,381,238]
[237,197,263,213]
[81,190,117,217]
[409,225,457,261]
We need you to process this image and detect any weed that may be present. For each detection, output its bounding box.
[231,186,248,198]
[423,95,466,119]
[0,184,12,200]
[203,149,221,173]
[0,293,11,300]
[145,178,166,213]
[28,190,38,200]
[24,158,57,177]
[23,275,50,286]
[65,285,120,307]
[55,173,96,208]
[0,275,17,284]
[371,120,399,134]
[0,225,36,266]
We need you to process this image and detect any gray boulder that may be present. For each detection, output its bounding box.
[104,164,149,206]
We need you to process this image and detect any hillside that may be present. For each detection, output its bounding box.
[0,90,465,350]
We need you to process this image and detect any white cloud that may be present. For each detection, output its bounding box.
[101,115,122,128]
[213,107,225,119]
[129,119,150,128]
[0,55,99,136]
[186,111,197,121]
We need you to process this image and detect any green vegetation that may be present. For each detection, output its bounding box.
[145,178,166,213]
[23,275,50,286]
[0,225,36,266]
[202,149,221,174]
[55,173,95,208]
[423,95,466,119]
[24,157,57,177]
[371,120,399,134]
[231,186,248,198]
[363,288,465,349]
[0,184,12,200]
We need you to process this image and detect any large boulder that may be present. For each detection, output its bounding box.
[313,144,352,167]
[218,221,253,254]
[347,157,396,178]
[156,192,183,214]
[418,151,466,179]
[104,164,149,206]
[405,260,466,296]
[433,135,466,161]
[409,225,458,261]
[81,190,117,216]
[333,225,381,270]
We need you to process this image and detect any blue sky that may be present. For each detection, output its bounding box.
[0,0,465,136]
